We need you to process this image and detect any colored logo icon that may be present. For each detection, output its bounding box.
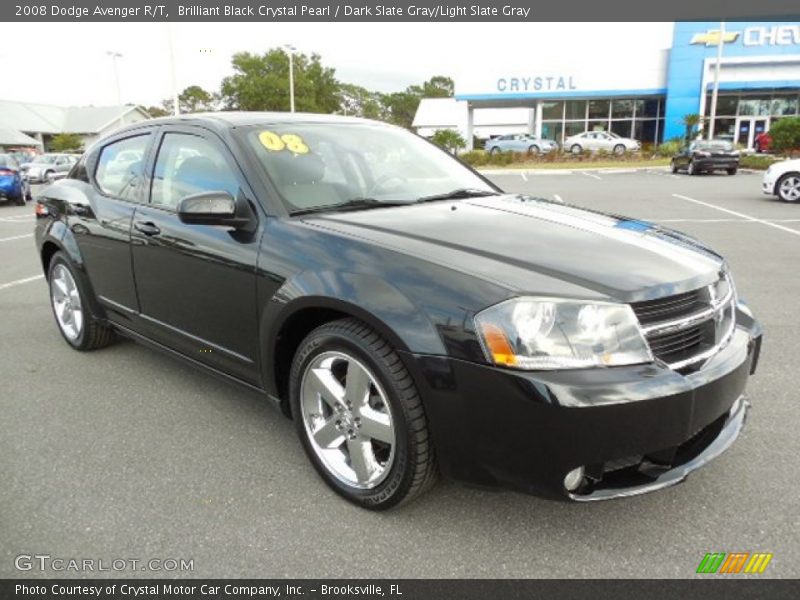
[697,552,773,574]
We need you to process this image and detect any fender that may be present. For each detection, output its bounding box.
[259,269,447,399]
[36,184,107,321]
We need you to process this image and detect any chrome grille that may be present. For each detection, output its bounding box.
[631,274,736,371]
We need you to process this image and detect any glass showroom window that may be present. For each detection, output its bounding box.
[612,99,635,119]
[564,121,585,138]
[541,122,563,144]
[610,120,633,137]
[565,100,587,121]
[737,97,772,117]
[771,96,798,116]
[588,99,611,122]
[542,101,564,120]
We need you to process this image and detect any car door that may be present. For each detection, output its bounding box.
[73,131,154,321]
[130,126,261,384]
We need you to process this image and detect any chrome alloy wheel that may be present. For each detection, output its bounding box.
[50,264,83,341]
[300,351,396,489]
[779,175,800,202]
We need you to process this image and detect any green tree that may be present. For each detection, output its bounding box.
[219,49,339,113]
[411,75,454,98]
[682,114,702,141]
[337,83,384,119]
[430,129,466,154]
[768,117,800,156]
[49,133,83,152]
[178,85,216,113]
[145,104,170,118]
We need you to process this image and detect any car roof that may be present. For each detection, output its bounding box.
[116,111,388,135]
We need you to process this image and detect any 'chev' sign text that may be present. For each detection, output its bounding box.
[743,25,800,47]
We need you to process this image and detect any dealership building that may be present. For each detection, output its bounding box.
[415,21,800,149]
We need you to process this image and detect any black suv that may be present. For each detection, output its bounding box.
[35,113,762,509]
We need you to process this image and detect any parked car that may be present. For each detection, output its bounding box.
[0,154,32,205]
[671,140,740,175]
[25,153,79,183]
[754,132,772,154]
[762,158,800,202]
[563,131,640,155]
[485,134,558,155]
[35,113,762,509]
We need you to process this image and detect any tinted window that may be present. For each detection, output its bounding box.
[95,135,150,201]
[151,133,239,210]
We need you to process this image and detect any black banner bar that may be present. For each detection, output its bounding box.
[3,580,800,600]
[3,0,800,22]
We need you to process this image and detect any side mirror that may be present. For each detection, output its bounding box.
[177,191,256,232]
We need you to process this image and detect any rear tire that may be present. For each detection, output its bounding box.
[727,168,737,176]
[670,160,678,174]
[687,160,696,176]
[570,144,582,155]
[290,318,438,510]
[13,192,25,206]
[48,251,115,351]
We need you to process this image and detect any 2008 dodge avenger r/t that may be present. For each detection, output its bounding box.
[34,113,762,509]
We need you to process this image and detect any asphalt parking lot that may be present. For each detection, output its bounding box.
[1,169,798,579]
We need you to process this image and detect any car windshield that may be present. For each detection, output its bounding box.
[240,122,496,214]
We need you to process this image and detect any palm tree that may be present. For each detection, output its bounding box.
[682,114,702,142]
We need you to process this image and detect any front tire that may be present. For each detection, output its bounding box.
[671,160,678,174]
[776,172,800,202]
[489,147,500,155]
[727,168,738,176]
[528,145,540,155]
[687,160,697,176]
[613,144,625,155]
[48,251,114,351]
[290,318,437,510]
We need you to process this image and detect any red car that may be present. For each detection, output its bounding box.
[755,132,772,153]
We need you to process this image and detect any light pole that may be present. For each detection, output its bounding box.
[708,21,725,141]
[167,24,179,115]
[284,44,296,113]
[106,51,124,128]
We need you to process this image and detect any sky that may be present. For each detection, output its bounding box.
[0,22,675,107]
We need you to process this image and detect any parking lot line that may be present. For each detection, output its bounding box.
[0,215,35,223]
[520,172,528,181]
[672,194,800,238]
[0,233,33,243]
[582,172,602,181]
[0,274,43,291]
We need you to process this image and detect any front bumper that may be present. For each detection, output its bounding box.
[762,173,777,195]
[406,306,762,500]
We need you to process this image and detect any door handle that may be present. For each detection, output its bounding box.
[134,221,161,236]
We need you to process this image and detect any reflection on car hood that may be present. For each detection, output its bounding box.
[303,195,723,302]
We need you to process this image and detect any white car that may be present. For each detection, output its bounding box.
[564,131,641,155]
[762,158,800,203]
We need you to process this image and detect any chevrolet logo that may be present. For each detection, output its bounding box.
[690,30,741,46]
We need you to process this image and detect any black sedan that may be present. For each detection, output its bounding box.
[34,113,762,509]
[671,140,740,175]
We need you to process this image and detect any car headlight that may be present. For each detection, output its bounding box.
[475,297,652,370]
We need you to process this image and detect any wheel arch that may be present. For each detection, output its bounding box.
[260,272,446,417]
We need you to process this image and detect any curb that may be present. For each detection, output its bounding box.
[479,165,670,176]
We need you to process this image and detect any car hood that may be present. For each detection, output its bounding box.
[25,162,52,169]
[303,195,724,303]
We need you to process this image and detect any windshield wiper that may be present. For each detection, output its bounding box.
[291,197,411,216]
[414,188,500,204]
